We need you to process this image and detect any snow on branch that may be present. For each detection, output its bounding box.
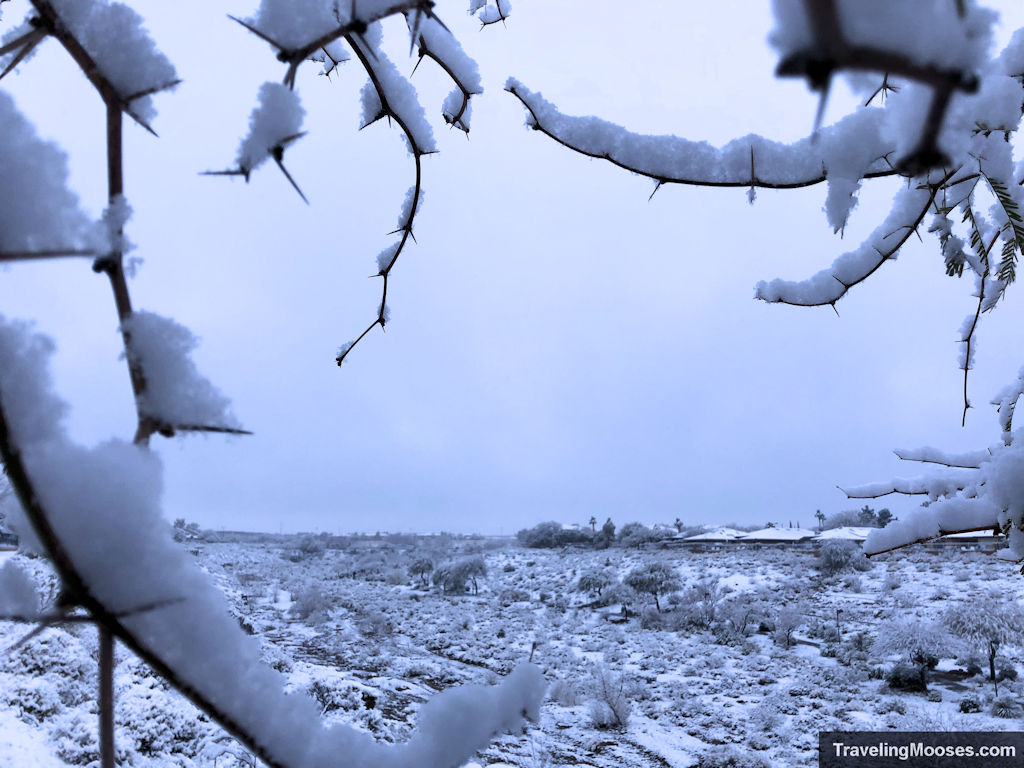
[755,169,955,306]
[506,79,896,198]
[0,92,91,255]
[121,311,246,438]
[28,0,179,131]
[0,316,545,768]
[992,367,1024,439]
[336,22,436,365]
[409,12,483,133]
[206,82,309,202]
[863,497,1001,556]
[839,468,975,500]
[893,446,990,469]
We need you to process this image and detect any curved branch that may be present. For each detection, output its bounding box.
[755,168,958,306]
[505,79,898,190]
[336,29,432,365]
[839,468,972,499]
[894,446,988,469]
[409,13,482,133]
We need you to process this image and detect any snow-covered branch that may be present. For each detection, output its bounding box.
[336,23,437,365]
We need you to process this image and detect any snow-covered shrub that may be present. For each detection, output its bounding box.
[576,569,613,598]
[875,697,907,715]
[959,695,982,713]
[51,710,102,766]
[748,696,782,732]
[885,661,929,691]
[818,540,871,576]
[308,679,365,715]
[287,535,326,562]
[640,605,665,630]
[289,583,331,623]
[6,677,62,722]
[990,695,1022,718]
[881,571,901,591]
[943,593,1024,694]
[874,617,959,689]
[547,678,579,706]
[841,573,864,593]
[672,578,723,630]
[116,681,202,757]
[695,745,771,768]
[408,557,433,586]
[772,605,804,649]
[586,665,632,729]
[624,562,681,613]
[1,628,95,708]
[498,587,530,605]
[358,608,394,637]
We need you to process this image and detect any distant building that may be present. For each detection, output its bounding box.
[815,526,875,543]
[737,527,817,545]
[0,528,18,549]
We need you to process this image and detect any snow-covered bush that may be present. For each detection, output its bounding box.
[623,562,681,613]
[990,695,1023,718]
[772,605,805,649]
[694,745,771,768]
[407,557,433,586]
[576,569,613,598]
[586,665,632,730]
[547,678,580,707]
[943,593,1024,694]
[6,677,62,722]
[289,583,331,623]
[1,629,95,708]
[874,617,960,689]
[672,578,724,630]
[817,540,872,576]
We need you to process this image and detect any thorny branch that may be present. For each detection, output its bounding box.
[505,82,899,191]
[335,30,429,365]
[0,389,291,768]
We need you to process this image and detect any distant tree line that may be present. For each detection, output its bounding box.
[515,519,705,549]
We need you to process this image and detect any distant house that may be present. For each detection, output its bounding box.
[936,529,1005,552]
[674,527,748,551]
[0,528,17,550]
[815,526,875,543]
[682,527,747,542]
[737,527,817,546]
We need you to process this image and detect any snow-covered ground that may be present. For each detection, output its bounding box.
[2,540,1024,767]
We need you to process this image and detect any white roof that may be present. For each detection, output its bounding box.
[683,527,746,541]
[940,529,1002,539]
[739,527,817,541]
[815,526,874,540]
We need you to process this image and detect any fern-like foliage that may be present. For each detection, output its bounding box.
[985,174,1022,288]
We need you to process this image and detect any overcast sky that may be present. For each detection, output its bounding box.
[2,1,1024,535]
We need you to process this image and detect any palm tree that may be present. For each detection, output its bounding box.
[589,516,597,532]
[815,510,826,531]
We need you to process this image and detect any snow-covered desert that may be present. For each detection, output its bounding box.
[3,529,1024,768]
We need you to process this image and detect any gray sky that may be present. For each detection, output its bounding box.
[3,1,1024,534]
